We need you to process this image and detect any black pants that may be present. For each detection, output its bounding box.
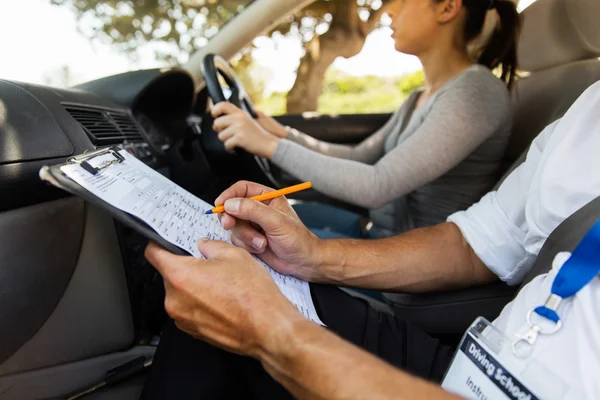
[140,284,455,399]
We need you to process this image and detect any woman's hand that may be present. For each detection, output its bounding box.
[212,102,280,159]
[255,110,288,138]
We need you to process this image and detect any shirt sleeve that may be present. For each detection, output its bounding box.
[448,119,563,285]
[449,80,600,285]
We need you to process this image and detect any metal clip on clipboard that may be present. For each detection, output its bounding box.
[68,146,125,175]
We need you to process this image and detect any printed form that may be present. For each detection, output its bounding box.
[61,150,323,325]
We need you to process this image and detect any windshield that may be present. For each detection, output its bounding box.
[0,0,254,88]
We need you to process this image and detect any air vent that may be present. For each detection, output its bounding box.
[65,106,143,146]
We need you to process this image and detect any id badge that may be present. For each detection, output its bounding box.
[442,317,568,400]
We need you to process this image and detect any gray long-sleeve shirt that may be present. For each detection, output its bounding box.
[272,65,512,237]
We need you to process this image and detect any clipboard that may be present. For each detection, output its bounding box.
[39,146,327,326]
[39,146,189,256]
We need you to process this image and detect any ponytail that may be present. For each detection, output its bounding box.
[463,0,522,90]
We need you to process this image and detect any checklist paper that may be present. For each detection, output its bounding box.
[61,150,324,325]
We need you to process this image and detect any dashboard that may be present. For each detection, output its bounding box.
[0,68,202,212]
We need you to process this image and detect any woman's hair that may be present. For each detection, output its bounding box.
[453,0,522,89]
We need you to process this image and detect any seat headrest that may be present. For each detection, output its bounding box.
[519,0,600,72]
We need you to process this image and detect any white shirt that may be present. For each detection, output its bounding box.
[448,80,600,399]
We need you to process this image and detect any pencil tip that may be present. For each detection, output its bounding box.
[205,210,213,215]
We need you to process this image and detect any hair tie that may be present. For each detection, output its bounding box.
[487,0,497,9]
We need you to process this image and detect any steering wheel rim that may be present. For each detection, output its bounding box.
[202,54,278,187]
[203,54,258,118]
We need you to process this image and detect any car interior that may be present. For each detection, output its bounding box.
[0,0,599,398]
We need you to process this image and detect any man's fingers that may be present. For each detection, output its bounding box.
[230,235,262,254]
[222,215,266,252]
[145,242,194,278]
[215,181,275,206]
[211,102,241,118]
[222,198,289,234]
[219,213,237,230]
[197,239,240,260]
[231,223,267,252]
[215,181,276,206]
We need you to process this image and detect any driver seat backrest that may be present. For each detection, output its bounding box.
[501,0,600,172]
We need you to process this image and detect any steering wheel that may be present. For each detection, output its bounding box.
[201,54,277,187]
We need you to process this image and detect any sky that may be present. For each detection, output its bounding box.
[0,0,537,91]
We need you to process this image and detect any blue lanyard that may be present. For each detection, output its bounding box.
[534,219,600,324]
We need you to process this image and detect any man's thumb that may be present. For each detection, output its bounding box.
[197,239,237,260]
[145,242,190,276]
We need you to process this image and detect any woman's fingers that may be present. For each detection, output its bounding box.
[213,114,239,132]
[211,102,242,118]
[224,137,239,153]
[217,126,237,142]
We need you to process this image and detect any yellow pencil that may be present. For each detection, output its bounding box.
[205,182,312,215]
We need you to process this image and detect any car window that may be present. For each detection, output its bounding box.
[241,1,425,116]
[0,0,534,114]
[250,0,536,116]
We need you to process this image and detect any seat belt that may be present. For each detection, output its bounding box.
[518,196,600,290]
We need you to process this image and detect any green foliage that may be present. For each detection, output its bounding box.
[258,69,424,116]
[230,51,267,105]
[50,0,390,65]
[323,69,386,95]
[269,0,391,44]
[50,0,419,116]
[318,89,402,115]
[398,70,425,96]
[50,0,395,113]
[258,92,287,116]
[49,0,249,64]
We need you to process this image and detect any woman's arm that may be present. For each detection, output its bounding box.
[283,106,405,164]
[212,102,406,164]
[272,84,510,209]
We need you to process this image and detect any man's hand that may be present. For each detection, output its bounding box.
[212,103,280,158]
[214,181,325,281]
[145,240,303,357]
[216,183,494,292]
[146,241,458,400]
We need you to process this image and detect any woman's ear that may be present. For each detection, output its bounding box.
[436,0,463,23]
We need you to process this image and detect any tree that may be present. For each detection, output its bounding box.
[50,0,392,113]
[50,0,251,65]
[275,1,393,113]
